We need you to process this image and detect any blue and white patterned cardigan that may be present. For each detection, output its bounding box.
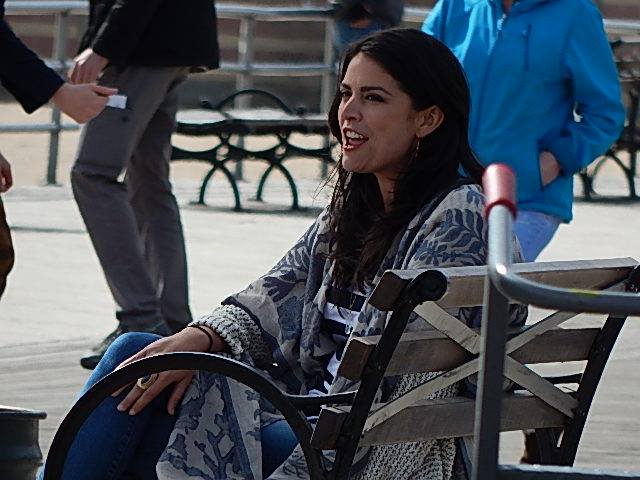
[156,184,525,480]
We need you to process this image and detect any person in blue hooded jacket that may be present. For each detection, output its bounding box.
[423,0,625,261]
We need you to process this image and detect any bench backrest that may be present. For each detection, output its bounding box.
[311,257,638,466]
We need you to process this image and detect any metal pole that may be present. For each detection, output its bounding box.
[46,9,68,185]
[234,15,256,181]
[472,206,513,480]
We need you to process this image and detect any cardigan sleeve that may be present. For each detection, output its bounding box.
[192,211,325,367]
[0,16,64,113]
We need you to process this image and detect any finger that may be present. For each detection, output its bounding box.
[78,67,90,86]
[83,67,96,85]
[127,375,170,415]
[68,63,79,84]
[111,382,134,398]
[111,352,147,397]
[116,382,144,413]
[88,65,102,85]
[92,85,118,96]
[167,374,193,415]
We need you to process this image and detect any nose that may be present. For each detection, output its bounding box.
[340,95,362,123]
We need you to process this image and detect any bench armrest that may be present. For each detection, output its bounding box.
[43,352,324,480]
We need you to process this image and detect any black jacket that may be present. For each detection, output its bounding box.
[79,0,219,69]
[0,0,64,113]
[334,0,404,27]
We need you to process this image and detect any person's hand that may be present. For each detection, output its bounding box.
[112,326,228,416]
[539,150,561,187]
[349,17,373,28]
[0,152,13,193]
[52,83,118,123]
[68,48,109,85]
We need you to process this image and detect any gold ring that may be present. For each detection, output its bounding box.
[136,374,158,391]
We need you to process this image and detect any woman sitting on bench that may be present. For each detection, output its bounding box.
[42,29,524,480]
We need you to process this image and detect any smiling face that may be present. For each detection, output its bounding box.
[338,53,423,188]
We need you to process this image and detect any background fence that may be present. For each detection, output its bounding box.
[1,1,640,185]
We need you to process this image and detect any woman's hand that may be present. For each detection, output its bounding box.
[112,326,227,416]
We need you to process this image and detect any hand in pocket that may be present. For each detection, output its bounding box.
[539,151,561,187]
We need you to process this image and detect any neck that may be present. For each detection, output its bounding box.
[376,175,395,213]
[502,0,514,12]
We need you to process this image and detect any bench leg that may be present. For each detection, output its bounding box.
[197,164,243,211]
[557,315,626,466]
[256,163,300,210]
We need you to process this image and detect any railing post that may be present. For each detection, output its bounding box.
[472,206,513,480]
[46,8,69,186]
[320,13,335,179]
[234,14,256,181]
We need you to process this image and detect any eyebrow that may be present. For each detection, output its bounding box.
[340,83,393,96]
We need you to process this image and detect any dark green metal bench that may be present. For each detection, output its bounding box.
[579,38,640,201]
[171,89,334,211]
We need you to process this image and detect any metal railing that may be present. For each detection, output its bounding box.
[1,1,336,184]
[476,163,640,480]
[2,1,640,185]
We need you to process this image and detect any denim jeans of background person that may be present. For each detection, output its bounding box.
[67,0,220,369]
[332,0,404,58]
[513,210,562,262]
[423,0,625,261]
[0,0,115,301]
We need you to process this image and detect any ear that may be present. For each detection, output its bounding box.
[415,105,444,138]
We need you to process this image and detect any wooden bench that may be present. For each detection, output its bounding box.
[170,89,334,210]
[42,256,640,479]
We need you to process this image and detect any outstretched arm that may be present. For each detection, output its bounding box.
[0,16,64,113]
[0,14,116,121]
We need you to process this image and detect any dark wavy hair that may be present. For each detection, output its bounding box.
[327,28,483,290]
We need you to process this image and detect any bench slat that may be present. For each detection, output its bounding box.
[338,327,599,381]
[369,257,638,310]
[311,394,566,449]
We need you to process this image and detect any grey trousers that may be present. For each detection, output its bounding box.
[71,65,192,332]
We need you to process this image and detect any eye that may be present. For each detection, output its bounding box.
[339,89,351,99]
[365,93,384,102]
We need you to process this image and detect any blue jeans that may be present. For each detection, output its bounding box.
[513,210,562,262]
[333,19,384,59]
[40,333,299,480]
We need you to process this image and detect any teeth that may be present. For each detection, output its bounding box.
[345,130,365,140]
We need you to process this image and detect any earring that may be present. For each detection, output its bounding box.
[412,137,421,162]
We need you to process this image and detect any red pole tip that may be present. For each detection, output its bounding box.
[482,164,517,218]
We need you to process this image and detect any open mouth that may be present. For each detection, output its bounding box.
[342,127,369,151]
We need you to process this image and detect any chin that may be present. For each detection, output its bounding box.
[342,161,366,174]
[342,154,366,174]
